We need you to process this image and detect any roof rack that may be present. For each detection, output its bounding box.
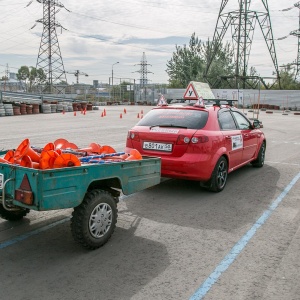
[213,99,238,107]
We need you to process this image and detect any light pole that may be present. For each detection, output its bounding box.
[112,62,119,101]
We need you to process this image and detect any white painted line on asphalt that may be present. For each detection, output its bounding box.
[189,171,300,300]
[266,161,300,166]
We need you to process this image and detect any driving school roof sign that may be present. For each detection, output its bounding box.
[183,81,215,100]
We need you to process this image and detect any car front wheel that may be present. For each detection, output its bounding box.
[209,156,228,193]
[251,141,266,168]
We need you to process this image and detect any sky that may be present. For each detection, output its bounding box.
[0,0,299,86]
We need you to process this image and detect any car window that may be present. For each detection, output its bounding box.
[136,108,209,130]
[218,110,237,130]
[232,111,251,130]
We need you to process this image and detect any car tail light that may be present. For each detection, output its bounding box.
[176,135,190,145]
[191,135,209,144]
[127,131,140,142]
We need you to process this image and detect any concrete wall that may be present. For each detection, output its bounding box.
[165,88,300,109]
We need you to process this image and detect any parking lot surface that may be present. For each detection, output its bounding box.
[0,106,300,300]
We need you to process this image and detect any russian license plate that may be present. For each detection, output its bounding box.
[143,142,172,152]
[0,174,3,189]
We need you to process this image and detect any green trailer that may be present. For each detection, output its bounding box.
[0,152,161,249]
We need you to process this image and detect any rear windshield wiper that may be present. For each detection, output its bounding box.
[150,124,187,129]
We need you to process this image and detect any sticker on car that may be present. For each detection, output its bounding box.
[150,128,179,134]
[231,135,243,150]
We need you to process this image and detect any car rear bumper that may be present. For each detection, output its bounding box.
[126,147,214,181]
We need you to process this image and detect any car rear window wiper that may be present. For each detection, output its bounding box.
[150,124,187,129]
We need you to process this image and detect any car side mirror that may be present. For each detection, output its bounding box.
[252,119,263,129]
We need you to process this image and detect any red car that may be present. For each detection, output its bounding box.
[125,100,266,192]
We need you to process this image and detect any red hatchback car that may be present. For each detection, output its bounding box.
[125,100,266,192]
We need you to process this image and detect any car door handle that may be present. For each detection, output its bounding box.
[225,136,231,139]
[243,134,249,137]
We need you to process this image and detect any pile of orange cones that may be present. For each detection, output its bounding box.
[0,138,142,170]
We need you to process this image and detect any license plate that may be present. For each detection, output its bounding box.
[0,174,3,189]
[143,142,172,152]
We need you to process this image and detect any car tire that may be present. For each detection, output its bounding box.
[208,156,228,193]
[251,141,266,168]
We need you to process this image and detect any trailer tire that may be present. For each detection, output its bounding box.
[71,189,118,250]
[0,204,30,221]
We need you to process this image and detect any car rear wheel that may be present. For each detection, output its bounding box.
[251,141,266,168]
[209,156,228,193]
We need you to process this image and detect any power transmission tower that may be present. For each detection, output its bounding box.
[133,52,153,101]
[279,1,300,80]
[205,0,280,89]
[35,0,69,94]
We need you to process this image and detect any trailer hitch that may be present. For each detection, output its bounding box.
[1,178,19,211]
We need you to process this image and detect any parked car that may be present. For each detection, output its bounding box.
[125,100,266,192]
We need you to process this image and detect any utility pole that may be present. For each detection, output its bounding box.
[35,0,69,94]
[204,0,280,89]
[3,64,9,92]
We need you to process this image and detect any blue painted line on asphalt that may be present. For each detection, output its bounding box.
[0,217,70,249]
[0,193,135,249]
[190,171,300,300]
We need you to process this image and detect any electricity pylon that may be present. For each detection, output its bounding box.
[279,1,300,80]
[134,52,153,87]
[35,0,69,94]
[133,52,153,102]
[204,0,280,89]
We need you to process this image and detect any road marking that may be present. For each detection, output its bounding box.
[266,161,300,166]
[0,217,70,250]
[189,171,300,300]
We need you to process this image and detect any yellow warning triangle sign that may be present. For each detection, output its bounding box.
[183,83,198,100]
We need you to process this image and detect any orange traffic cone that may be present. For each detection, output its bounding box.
[77,143,102,154]
[101,112,104,117]
[39,150,59,169]
[104,109,106,116]
[137,113,140,118]
[100,145,116,154]
[124,108,127,114]
[141,109,143,114]
[4,150,15,163]
[14,139,40,162]
[54,138,69,150]
[125,149,142,161]
[64,142,78,149]
[0,157,10,164]
[120,113,122,118]
[20,155,39,169]
[74,111,76,116]
[53,153,81,168]
[42,142,55,152]
[62,110,65,114]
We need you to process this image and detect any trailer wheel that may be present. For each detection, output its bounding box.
[71,189,118,250]
[0,204,30,221]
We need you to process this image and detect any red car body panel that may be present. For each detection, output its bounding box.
[125,104,265,182]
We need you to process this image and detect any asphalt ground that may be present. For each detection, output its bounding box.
[0,106,300,300]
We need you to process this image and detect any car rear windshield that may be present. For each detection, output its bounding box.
[137,108,209,130]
